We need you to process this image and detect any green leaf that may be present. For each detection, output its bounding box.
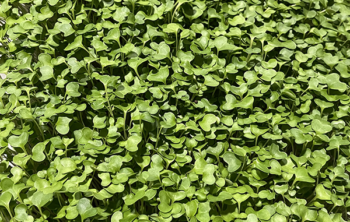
[221,94,236,111]
[257,209,272,220]
[111,211,123,222]
[294,167,315,183]
[66,82,81,97]
[214,36,239,52]
[104,28,121,43]
[31,191,53,208]
[151,42,170,61]
[77,198,97,220]
[58,23,75,37]
[235,97,254,109]
[270,38,296,49]
[160,112,176,129]
[184,200,198,218]
[311,119,332,134]
[32,141,49,162]
[315,184,331,200]
[59,158,77,174]
[196,202,210,222]
[326,74,347,92]
[163,23,182,33]
[203,164,216,185]
[65,35,83,51]
[39,66,54,81]
[323,54,339,69]
[15,204,33,221]
[91,39,108,52]
[147,66,169,84]
[56,117,72,135]
[124,186,146,206]
[251,125,269,137]
[125,135,142,152]
[290,128,309,144]
[127,57,148,78]
[93,116,106,129]
[113,7,130,22]
[228,15,245,26]
[223,152,242,172]
[271,214,287,222]
[8,132,28,149]
[19,108,33,120]
[199,114,218,132]
[261,59,277,69]
[0,192,12,210]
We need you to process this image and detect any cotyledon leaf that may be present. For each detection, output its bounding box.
[223,152,242,172]
[32,140,49,162]
[199,114,218,132]
[77,198,97,220]
[3,0,350,221]
[56,117,72,135]
[311,119,332,134]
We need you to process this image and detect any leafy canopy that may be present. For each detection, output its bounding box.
[0,0,350,221]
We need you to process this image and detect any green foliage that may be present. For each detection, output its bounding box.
[0,0,350,221]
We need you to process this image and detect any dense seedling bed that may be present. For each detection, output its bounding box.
[0,0,350,221]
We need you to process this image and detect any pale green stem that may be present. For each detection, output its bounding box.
[105,87,114,117]
[34,119,45,141]
[123,111,127,139]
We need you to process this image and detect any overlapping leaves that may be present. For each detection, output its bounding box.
[0,0,350,221]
